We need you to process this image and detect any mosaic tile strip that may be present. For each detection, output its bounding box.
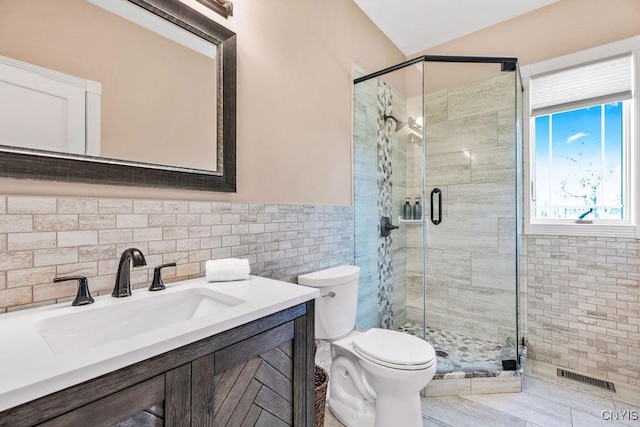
[376,80,394,329]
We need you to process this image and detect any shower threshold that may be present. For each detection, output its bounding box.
[398,323,522,379]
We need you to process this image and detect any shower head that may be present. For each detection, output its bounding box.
[383,114,423,133]
[383,114,408,131]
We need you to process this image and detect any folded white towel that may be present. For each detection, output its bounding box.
[205,258,250,282]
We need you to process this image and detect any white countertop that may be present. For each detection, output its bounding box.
[0,276,318,412]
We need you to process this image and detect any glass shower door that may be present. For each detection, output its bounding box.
[352,60,424,333]
[421,62,520,372]
[353,56,522,376]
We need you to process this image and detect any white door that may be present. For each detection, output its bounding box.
[0,59,87,155]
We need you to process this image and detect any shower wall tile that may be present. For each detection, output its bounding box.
[355,224,377,254]
[447,183,514,218]
[424,89,448,125]
[425,218,498,252]
[406,238,423,275]
[407,276,424,308]
[423,276,448,316]
[426,310,500,344]
[498,218,516,255]
[448,285,516,325]
[425,151,471,186]
[471,146,516,184]
[425,249,472,287]
[406,304,422,326]
[425,112,498,155]
[447,73,515,120]
[356,256,378,327]
[497,108,516,147]
[471,252,516,291]
[0,197,353,311]
[353,177,377,200]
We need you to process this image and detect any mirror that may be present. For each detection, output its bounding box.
[0,0,236,192]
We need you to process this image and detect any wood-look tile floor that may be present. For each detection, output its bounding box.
[323,364,640,427]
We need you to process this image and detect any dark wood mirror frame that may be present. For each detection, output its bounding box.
[0,0,236,192]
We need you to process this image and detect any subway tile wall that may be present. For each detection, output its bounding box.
[0,196,354,312]
[524,234,640,386]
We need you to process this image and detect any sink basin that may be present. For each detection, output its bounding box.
[0,275,320,413]
[35,288,245,355]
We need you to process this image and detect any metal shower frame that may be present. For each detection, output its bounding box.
[353,53,523,369]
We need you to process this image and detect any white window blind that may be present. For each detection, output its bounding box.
[530,54,632,116]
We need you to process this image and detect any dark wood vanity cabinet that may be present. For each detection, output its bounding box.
[0,301,315,427]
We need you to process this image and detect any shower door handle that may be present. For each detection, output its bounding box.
[430,188,442,225]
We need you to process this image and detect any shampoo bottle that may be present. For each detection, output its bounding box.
[413,198,422,220]
[403,198,412,220]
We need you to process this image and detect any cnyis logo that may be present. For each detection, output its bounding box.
[601,409,639,421]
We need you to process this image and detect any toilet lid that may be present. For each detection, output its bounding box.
[353,328,436,370]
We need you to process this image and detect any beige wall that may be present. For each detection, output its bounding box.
[418,0,640,65]
[2,0,638,205]
[0,0,404,205]
[408,0,640,96]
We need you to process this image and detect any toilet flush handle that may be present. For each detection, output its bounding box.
[322,291,336,298]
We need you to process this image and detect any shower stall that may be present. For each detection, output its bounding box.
[353,55,523,378]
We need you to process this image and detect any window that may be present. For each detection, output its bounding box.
[533,101,627,221]
[522,38,640,237]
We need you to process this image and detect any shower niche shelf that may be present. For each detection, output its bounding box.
[398,217,422,224]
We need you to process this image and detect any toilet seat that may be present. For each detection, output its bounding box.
[352,328,436,371]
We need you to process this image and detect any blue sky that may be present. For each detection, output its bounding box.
[534,102,623,219]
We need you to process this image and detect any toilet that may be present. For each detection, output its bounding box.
[298,265,436,427]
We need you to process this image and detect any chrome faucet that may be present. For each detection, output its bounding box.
[112,248,147,297]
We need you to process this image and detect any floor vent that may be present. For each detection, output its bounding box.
[557,369,616,392]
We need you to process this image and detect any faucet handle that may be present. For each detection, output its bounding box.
[54,276,94,306]
[149,263,176,291]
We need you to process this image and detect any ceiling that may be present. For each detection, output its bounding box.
[353,0,560,56]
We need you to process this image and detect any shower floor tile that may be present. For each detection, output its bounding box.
[398,323,517,378]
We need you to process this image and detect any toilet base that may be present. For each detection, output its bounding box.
[327,395,374,427]
[328,392,422,427]
[373,392,422,427]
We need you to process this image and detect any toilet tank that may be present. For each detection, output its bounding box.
[298,265,360,340]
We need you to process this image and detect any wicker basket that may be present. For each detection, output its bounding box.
[314,365,329,427]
